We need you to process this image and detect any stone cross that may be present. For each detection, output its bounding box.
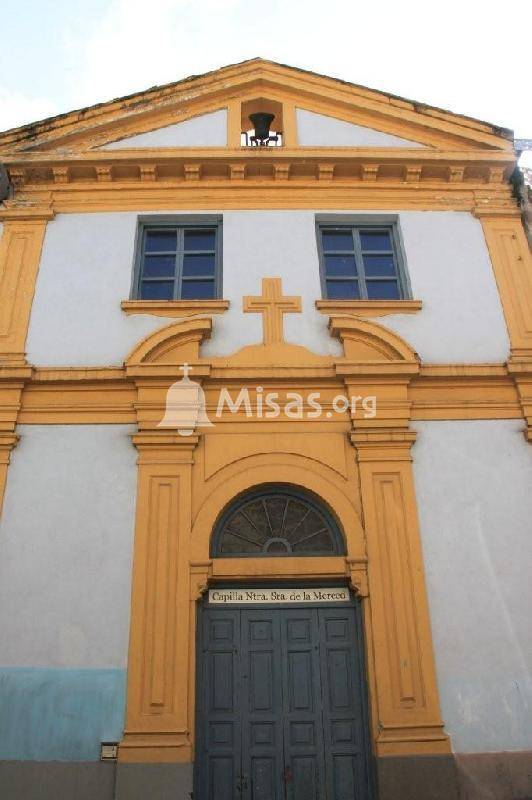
[243,277,301,345]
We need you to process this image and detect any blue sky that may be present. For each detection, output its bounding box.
[1,0,530,145]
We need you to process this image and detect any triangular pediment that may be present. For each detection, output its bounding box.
[99,109,227,149]
[0,59,513,156]
[295,109,426,148]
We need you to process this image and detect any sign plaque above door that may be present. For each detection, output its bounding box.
[208,586,350,604]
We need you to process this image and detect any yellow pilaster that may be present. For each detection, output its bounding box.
[351,428,450,755]
[119,432,199,763]
[0,213,52,366]
[335,337,450,756]
[480,212,532,439]
[0,432,18,519]
[0,210,51,515]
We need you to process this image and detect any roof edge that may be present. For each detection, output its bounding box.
[0,57,514,146]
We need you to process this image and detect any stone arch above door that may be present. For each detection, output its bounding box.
[189,458,366,564]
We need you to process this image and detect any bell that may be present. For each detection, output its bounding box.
[249,112,275,144]
[158,367,214,436]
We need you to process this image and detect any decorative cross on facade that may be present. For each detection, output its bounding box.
[243,277,302,345]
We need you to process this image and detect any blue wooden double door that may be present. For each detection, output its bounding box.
[195,599,372,800]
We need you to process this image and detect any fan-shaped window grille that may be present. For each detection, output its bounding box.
[212,485,345,557]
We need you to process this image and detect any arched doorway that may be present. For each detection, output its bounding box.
[195,484,373,800]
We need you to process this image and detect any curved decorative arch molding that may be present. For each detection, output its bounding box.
[125,317,212,368]
[190,458,365,563]
[329,314,419,363]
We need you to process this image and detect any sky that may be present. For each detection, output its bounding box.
[1,0,531,161]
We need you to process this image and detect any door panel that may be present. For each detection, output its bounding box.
[196,598,372,800]
[196,609,241,800]
[241,611,285,800]
[318,608,370,799]
[281,609,327,800]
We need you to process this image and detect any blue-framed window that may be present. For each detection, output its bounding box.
[134,217,222,300]
[317,218,409,300]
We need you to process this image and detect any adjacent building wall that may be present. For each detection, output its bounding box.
[26,210,509,366]
[413,419,532,753]
[0,425,137,759]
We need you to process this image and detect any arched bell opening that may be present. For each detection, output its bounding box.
[210,482,346,558]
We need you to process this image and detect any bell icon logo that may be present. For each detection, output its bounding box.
[158,363,214,436]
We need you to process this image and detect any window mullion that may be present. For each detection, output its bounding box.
[175,228,184,300]
[353,228,368,299]
[138,227,148,296]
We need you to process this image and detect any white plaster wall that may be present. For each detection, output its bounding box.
[26,209,509,365]
[296,109,425,147]
[102,109,227,149]
[26,212,177,365]
[201,210,509,363]
[413,420,532,752]
[0,425,137,668]
[380,211,509,362]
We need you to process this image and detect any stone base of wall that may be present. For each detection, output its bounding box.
[114,763,193,800]
[1,752,530,799]
[0,761,116,800]
[376,754,461,800]
[455,751,532,800]
[377,752,532,800]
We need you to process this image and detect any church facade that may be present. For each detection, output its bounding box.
[0,60,530,800]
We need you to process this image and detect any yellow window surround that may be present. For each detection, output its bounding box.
[316,299,422,317]
[121,298,421,319]
[121,299,229,317]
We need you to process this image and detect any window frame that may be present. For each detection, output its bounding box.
[315,214,412,302]
[211,484,346,559]
[132,215,223,301]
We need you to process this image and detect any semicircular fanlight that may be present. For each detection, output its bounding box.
[212,485,345,557]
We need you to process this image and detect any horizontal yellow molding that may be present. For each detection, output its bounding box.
[211,556,349,579]
[3,153,514,194]
[9,362,522,424]
[2,146,515,166]
[1,184,516,216]
[121,299,229,317]
[316,299,422,317]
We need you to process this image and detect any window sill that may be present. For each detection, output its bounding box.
[315,299,422,317]
[121,299,230,317]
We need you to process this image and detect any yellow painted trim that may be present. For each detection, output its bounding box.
[0,60,512,154]
[316,299,422,317]
[351,429,450,755]
[0,365,31,517]
[2,149,514,193]
[125,317,212,368]
[478,214,532,439]
[480,215,532,358]
[0,219,49,364]
[121,299,229,318]
[115,313,456,764]
[1,181,516,216]
[6,362,521,424]
[0,432,19,521]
